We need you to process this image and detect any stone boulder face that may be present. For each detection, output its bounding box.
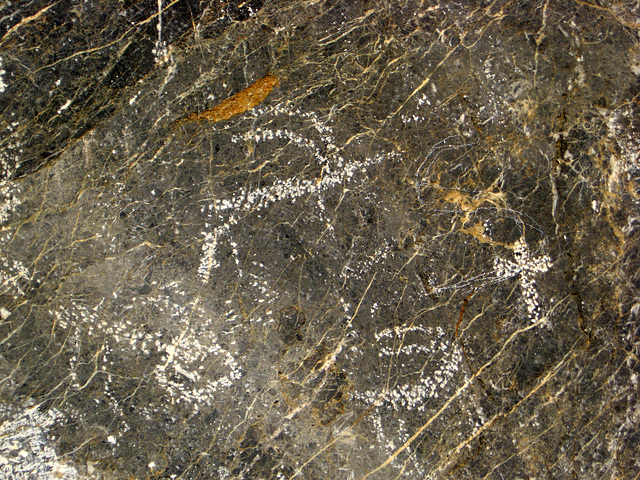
[0,1,639,479]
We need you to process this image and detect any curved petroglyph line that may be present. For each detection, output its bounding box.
[360,316,559,479]
[293,317,567,479]
[54,288,243,412]
[0,142,29,298]
[197,102,393,284]
[353,324,463,412]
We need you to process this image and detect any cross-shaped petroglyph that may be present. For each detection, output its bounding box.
[493,238,552,322]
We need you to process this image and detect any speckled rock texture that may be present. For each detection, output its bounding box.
[0,1,639,479]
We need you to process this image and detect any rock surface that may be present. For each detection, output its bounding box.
[0,1,639,478]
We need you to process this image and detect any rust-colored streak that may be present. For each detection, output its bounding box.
[178,74,279,125]
[455,288,475,339]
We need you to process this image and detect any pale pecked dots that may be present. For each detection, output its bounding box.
[198,220,234,284]
[0,135,22,222]
[400,93,432,124]
[0,174,20,225]
[340,242,393,282]
[606,105,640,193]
[153,320,243,412]
[0,56,6,94]
[198,102,395,283]
[353,324,463,412]
[0,249,29,297]
[0,139,29,299]
[493,237,553,322]
[53,286,243,413]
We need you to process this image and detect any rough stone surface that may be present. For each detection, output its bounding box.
[1,1,639,479]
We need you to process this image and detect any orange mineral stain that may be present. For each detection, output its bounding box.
[178,74,279,125]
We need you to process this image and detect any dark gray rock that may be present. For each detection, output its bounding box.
[0,0,638,478]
